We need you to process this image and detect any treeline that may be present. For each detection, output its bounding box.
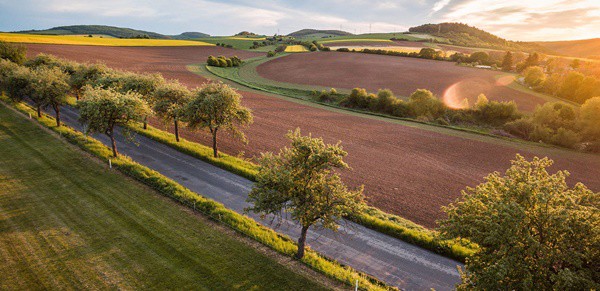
[1,42,252,158]
[313,85,600,152]
[336,47,446,61]
[522,65,600,104]
[206,55,242,67]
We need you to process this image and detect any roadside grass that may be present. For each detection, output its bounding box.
[2,97,393,291]
[0,32,213,46]
[284,45,310,52]
[0,103,328,290]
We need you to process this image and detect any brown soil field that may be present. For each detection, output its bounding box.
[323,40,427,48]
[256,52,551,111]
[26,44,600,228]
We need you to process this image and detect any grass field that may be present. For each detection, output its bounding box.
[284,45,309,52]
[0,33,213,46]
[0,103,327,290]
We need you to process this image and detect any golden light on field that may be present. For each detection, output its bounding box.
[0,33,214,47]
[442,82,471,109]
[495,75,515,86]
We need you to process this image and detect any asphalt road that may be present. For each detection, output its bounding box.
[56,105,462,290]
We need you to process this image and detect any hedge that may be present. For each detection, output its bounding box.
[2,97,392,291]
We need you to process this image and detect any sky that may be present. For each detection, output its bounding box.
[1,0,599,41]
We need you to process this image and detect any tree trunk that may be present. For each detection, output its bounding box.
[296,225,309,259]
[174,119,180,142]
[54,105,61,127]
[143,116,148,130]
[37,106,41,118]
[110,132,118,157]
[212,129,218,158]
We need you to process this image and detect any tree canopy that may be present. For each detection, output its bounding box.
[152,81,191,142]
[246,129,365,259]
[184,82,253,157]
[439,155,599,290]
[78,87,150,157]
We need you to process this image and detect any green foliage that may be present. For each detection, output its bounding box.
[501,51,513,71]
[579,97,600,142]
[25,53,76,75]
[152,81,191,142]
[266,51,275,57]
[247,129,365,259]
[0,40,27,65]
[468,51,489,64]
[78,86,150,156]
[2,65,34,103]
[473,94,520,126]
[408,89,446,120]
[185,82,253,157]
[523,66,546,88]
[206,55,242,67]
[30,66,70,126]
[119,72,165,97]
[70,63,110,99]
[439,155,599,290]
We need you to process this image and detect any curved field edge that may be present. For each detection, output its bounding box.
[1,97,393,291]
[0,104,331,290]
[0,33,214,47]
[195,60,570,151]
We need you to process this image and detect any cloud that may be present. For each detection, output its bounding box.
[432,0,451,13]
[438,0,600,40]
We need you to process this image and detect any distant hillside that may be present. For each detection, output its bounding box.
[17,25,168,39]
[408,23,550,53]
[287,29,353,38]
[535,38,600,59]
[171,32,210,39]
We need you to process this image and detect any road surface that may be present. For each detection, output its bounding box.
[55,105,462,290]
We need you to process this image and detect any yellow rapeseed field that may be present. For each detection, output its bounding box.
[284,45,309,52]
[0,33,214,47]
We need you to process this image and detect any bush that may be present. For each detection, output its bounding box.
[578,96,600,142]
[504,118,535,138]
[408,89,446,119]
[373,89,398,114]
[474,94,520,126]
[207,55,242,68]
[468,51,490,64]
[336,48,350,52]
[0,40,27,65]
[523,66,546,88]
[266,51,275,57]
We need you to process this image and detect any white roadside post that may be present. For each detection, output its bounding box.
[355,279,358,291]
[109,158,112,169]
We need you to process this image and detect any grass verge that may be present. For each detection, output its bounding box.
[0,102,331,290]
[1,96,393,291]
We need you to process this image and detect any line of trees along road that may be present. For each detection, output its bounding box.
[1,41,598,289]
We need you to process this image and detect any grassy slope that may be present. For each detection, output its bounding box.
[0,104,327,290]
[0,33,213,47]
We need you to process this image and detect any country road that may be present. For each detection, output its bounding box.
[53,105,462,290]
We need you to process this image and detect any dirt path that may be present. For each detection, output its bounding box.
[27,44,600,228]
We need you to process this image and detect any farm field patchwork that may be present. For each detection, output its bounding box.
[0,103,328,290]
[0,33,213,46]
[24,43,600,228]
[255,52,562,111]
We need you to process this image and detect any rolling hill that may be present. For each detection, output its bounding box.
[287,29,353,38]
[535,38,600,59]
[16,25,209,39]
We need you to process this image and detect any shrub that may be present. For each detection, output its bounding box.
[468,51,490,64]
[578,96,600,142]
[374,89,397,114]
[523,66,546,88]
[0,40,27,65]
[309,44,317,52]
[474,94,520,126]
[504,118,535,138]
[266,51,275,57]
[408,89,446,119]
[336,48,350,52]
[274,45,287,53]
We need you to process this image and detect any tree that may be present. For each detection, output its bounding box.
[0,59,21,93]
[408,89,446,119]
[501,51,513,71]
[579,97,600,142]
[184,82,253,158]
[246,129,365,259]
[31,67,70,126]
[468,51,489,64]
[70,63,109,100]
[118,72,165,129]
[152,81,191,142]
[0,40,27,65]
[78,87,150,157]
[439,155,599,290]
[523,66,546,88]
[3,66,35,107]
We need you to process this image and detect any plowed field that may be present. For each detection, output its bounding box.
[26,44,600,228]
